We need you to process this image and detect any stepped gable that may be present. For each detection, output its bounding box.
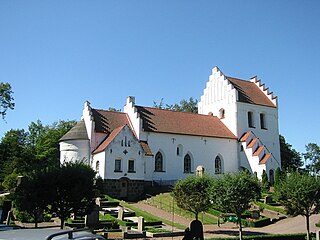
[59,120,89,141]
[226,76,276,108]
[91,109,129,133]
[135,106,237,139]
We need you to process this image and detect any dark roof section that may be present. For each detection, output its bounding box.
[135,106,237,139]
[140,141,153,156]
[91,109,130,133]
[226,76,276,108]
[59,120,89,141]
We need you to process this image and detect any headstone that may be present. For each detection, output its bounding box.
[264,195,272,204]
[190,219,204,240]
[137,216,144,232]
[196,165,205,177]
[85,204,100,228]
[117,206,124,220]
[252,210,260,219]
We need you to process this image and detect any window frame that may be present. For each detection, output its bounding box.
[114,158,122,172]
[155,151,164,172]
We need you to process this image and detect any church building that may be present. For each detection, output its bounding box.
[59,66,281,200]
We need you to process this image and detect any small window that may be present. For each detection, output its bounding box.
[177,147,180,156]
[114,159,122,172]
[248,111,254,128]
[155,152,163,172]
[128,159,135,172]
[215,156,222,174]
[96,161,100,172]
[184,154,192,173]
[177,144,183,156]
[260,113,267,129]
[219,108,225,119]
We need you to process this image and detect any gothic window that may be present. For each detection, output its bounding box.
[184,154,192,173]
[155,152,163,172]
[177,144,183,156]
[128,159,135,172]
[114,158,122,172]
[260,113,267,129]
[248,111,254,128]
[215,156,223,174]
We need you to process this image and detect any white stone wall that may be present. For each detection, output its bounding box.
[144,132,239,184]
[59,139,90,164]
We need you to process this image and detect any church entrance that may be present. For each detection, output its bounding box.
[119,177,128,198]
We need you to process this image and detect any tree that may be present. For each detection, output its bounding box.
[279,135,302,171]
[171,175,212,220]
[211,171,261,240]
[153,97,198,113]
[304,143,320,175]
[14,170,51,228]
[275,172,320,240]
[49,161,96,229]
[0,82,15,119]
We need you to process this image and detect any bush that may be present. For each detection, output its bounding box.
[241,217,271,227]
[15,210,34,223]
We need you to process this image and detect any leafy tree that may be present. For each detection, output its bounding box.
[49,161,96,229]
[14,170,51,228]
[279,135,302,171]
[153,97,198,113]
[274,167,285,191]
[304,143,320,175]
[211,171,261,240]
[275,172,320,240]
[171,175,212,220]
[0,82,15,119]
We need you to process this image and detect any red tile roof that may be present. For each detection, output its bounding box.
[136,106,236,139]
[93,125,124,154]
[226,76,276,108]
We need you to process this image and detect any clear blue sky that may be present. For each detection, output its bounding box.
[0,0,319,155]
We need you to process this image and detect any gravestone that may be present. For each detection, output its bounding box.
[117,206,124,220]
[85,204,100,228]
[196,165,205,177]
[190,219,204,240]
[264,195,272,204]
[137,216,144,232]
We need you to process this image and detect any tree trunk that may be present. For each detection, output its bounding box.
[60,214,65,229]
[238,214,243,240]
[306,215,310,240]
[195,212,198,220]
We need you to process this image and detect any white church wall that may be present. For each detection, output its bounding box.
[145,132,239,184]
[59,139,90,164]
[237,102,281,166]
[92,151,105,178]
[98,126,145,181]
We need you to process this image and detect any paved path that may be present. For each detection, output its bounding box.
[133,201,320,239]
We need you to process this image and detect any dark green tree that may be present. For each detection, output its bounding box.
[211,171,261,240]
[0,82,15,119]
[153,97,198,113]
[274,167,285,191]
[275,172,320,240]
[49,162,96,229]
[279,135,302,171]
[171,175,212,220]
[304,143,320,175]
[14,170,51,228]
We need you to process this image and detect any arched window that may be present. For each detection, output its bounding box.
[184,154,192,173]
[215,156,223,174]
[260,113,267,129]
[177,144,183,156]
[248,111,254,128]
[155,152,163,172]
[219,108,225,119]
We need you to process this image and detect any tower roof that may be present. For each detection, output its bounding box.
[59,120,89,141]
